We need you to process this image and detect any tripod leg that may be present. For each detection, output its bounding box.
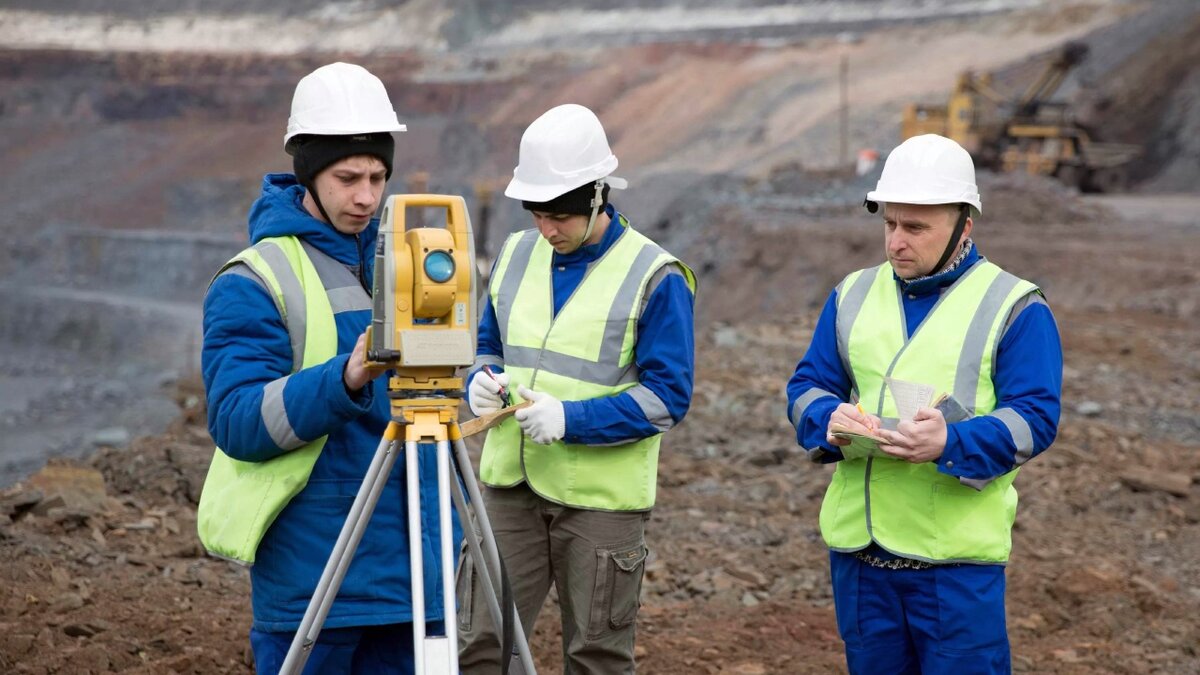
[449,458,533,675]
[281,429,403,675]
[452,436,538,675]
[413,439,459,672]
[405,437,427,673]
[436,439,459,672]
[448,464,505,636]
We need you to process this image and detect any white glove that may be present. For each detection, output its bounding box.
[468,370,510,417]
[514,385,565,445]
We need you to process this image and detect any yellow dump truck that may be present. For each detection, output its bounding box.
[902,42,1139,192]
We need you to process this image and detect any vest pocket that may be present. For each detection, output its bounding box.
[586,543,647,641]
[931,482,1013,561]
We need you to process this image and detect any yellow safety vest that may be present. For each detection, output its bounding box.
[819,260,1037,563]
[196,236,337,565]
[480,222,695,511]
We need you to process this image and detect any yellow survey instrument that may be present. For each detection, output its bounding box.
[286,195,538,674]
[366,193,477,384]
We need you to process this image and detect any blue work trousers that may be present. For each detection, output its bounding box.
[830,551,1011,674]
[250,622,444,675]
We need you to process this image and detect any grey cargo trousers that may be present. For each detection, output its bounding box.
[457,483,650,674]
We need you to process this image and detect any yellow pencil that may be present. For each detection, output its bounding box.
[855,401,875,433]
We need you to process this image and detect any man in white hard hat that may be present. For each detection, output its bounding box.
[457,103,697,673]
[784,134,1063,673]
[197,62,459,673]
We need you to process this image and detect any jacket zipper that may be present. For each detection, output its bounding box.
[355,233,370,294]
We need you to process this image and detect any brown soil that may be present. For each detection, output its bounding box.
[3,179,1198,674]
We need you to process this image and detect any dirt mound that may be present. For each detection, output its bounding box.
[1080,12,1200,191]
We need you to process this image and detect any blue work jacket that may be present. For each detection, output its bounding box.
[202,174,461,632]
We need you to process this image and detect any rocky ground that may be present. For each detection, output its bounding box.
[2,2,1199,673]
[2,175,1197,674]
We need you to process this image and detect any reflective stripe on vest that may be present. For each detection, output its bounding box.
[480,223,696,511]
[819,260,1037,563]
[196,236,345,565]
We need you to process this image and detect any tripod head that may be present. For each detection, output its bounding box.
[365,194,477,408]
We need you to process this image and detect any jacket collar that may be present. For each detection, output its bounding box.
[896,240,980,297]
[552,203,626,266]
[247,173,378,266]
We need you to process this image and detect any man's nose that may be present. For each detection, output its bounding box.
[353,180,375,206]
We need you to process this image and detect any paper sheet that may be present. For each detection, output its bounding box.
[829,422,888,460]
[885,377,937,421]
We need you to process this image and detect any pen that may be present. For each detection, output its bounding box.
[482,365,512,407]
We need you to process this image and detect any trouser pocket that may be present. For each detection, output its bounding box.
[586,542,647,641]
[455,539,475,633]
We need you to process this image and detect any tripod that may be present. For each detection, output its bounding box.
[280,385,538,674]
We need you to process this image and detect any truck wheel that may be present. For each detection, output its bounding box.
[1084,167,1129,193]
[1054,165,1084,191]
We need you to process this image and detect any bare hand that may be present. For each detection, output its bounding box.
[826,402,881,447]
[343,332,389,392]
[876,407,947,463]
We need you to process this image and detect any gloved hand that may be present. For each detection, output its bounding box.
[468,369,510,417]
[514,385,565,445]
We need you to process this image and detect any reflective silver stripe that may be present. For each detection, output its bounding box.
[261,375,304,450]
[626,384,673,432]
[326,287,372,314]
[219,263,268,289]
[954,270,1022,415]
[494,231,540,347]
[791,387,837,429]
[504,344,639,388]
[599,244,664,365]
[497,235,668,387]
[989,407,1034,465]
[472,354,504,371]
[1001,291,1046,338]
[302,240,352,285]
[215,263,286,320]
[300,240,371,314]
[804,447,832,463]
[877,262,986,415]
[255,242,307,373]
[958,476,993,491]
[638,264,687,320]
[834,266,880,394]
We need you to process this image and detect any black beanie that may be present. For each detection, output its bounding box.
[289,132,395,185]
[522,181,610,216]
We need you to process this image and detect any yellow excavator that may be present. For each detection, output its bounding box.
[902,42,1139,192]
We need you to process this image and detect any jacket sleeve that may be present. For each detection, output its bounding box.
[785,290,850,463]
[465,279,506,409]
[202,269,373,463]
[561,264,695,445]
[936,292,1063,485]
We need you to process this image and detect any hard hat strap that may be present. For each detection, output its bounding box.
[931,205,970,275]
[579,181,605,246]
[302,180,337,228]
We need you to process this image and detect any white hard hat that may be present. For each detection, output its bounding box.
[865,134,982,217]
[284,62,406,153]
[504,104,628,203]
